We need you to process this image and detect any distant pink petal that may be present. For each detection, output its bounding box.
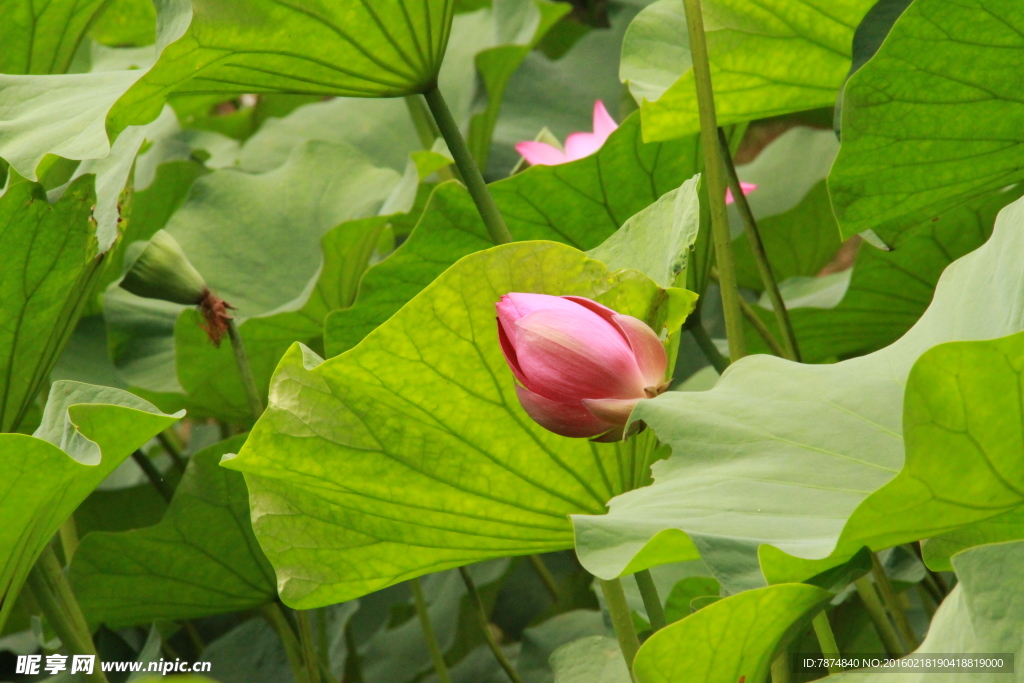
[516,141,568,166]
[581,397,641,427]
[514,309,645,402]
[610,314,667,388]
[592,100,618,140]
[515,385,616,438]
[725,182,758,205]
[564,132,604,161]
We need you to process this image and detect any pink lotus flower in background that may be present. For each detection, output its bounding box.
[496,293,669,441]
[515,101,618,166]
[726,182,758,205]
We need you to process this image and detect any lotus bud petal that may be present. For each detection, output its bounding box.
[121,230,207,305]
[496,293,670,440]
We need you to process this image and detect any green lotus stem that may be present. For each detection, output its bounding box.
[183,621,205,655]
[634,569,667,632]
[422,86,514,246]
[854,575,905,656]
[227,319,264,421]
[156,430,187,474]
[871,552,918,650]
[405,94,442,149]
[812,611,842,674]
[771,651,792,683]
[410,577,452,683]
[681,0,746,363]
[459,567,524,683]
[528,554,561,602]
[685,308,729,374]
[708,268,788,358]
[314,609,340,683]
[261,603,310,683]
[599,577,641,675]
[296,610,322,683]
[59,517,79,563]
[132,449,174,502]
[716,127,801,362]
[27,546,109,683]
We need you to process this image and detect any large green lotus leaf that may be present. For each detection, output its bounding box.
[0,381,179,634]
[922,508,1024,573]
[0,175,105,434]
[223,241,695,607]
[829,0,1024,246]
[829,330,1024,561]
[324,183,492,357]
[549,636,630,683]
[619,0,690,105]
[237,1,560,175]
[632,583,830,683]
[0,7,190,182]
[0,69,144,180]
[89,0,157,47]
[69,435,277,628]
[827,539,1024,683]
[108,0,458,135]
[326,113,699,356]
[636,0,875,142]
[0,0,110,75]
[572,194,1024,587]
[746,187,1020,363]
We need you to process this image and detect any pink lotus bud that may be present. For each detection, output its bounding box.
[495,293,669,440]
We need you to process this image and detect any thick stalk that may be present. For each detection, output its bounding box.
[710,267,788,357]
[716,127,801,362]
[459,567,524,683]
[405,94,442,149]
[297,610,323,683]
[854,576,905,656]
[634,570,667,632]
[132,450,174,502]
[183,621,205,656]
[314,609,340,683]
[27,546,109,683]
[527,555,561,602]
[410,578,452,683]
[227,319,264,421]
[871,552,918,650]
[771,652,792,683]
[262,603,310,683]
[811,611,841,674]
[681,0,745,362]
[156,431,187,474]
[686,310,730,374]
[599,578,641,676]
[59,517,79,563]
[423,86,514,246]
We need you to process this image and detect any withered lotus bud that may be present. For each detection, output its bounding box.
[120,230,233,346]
